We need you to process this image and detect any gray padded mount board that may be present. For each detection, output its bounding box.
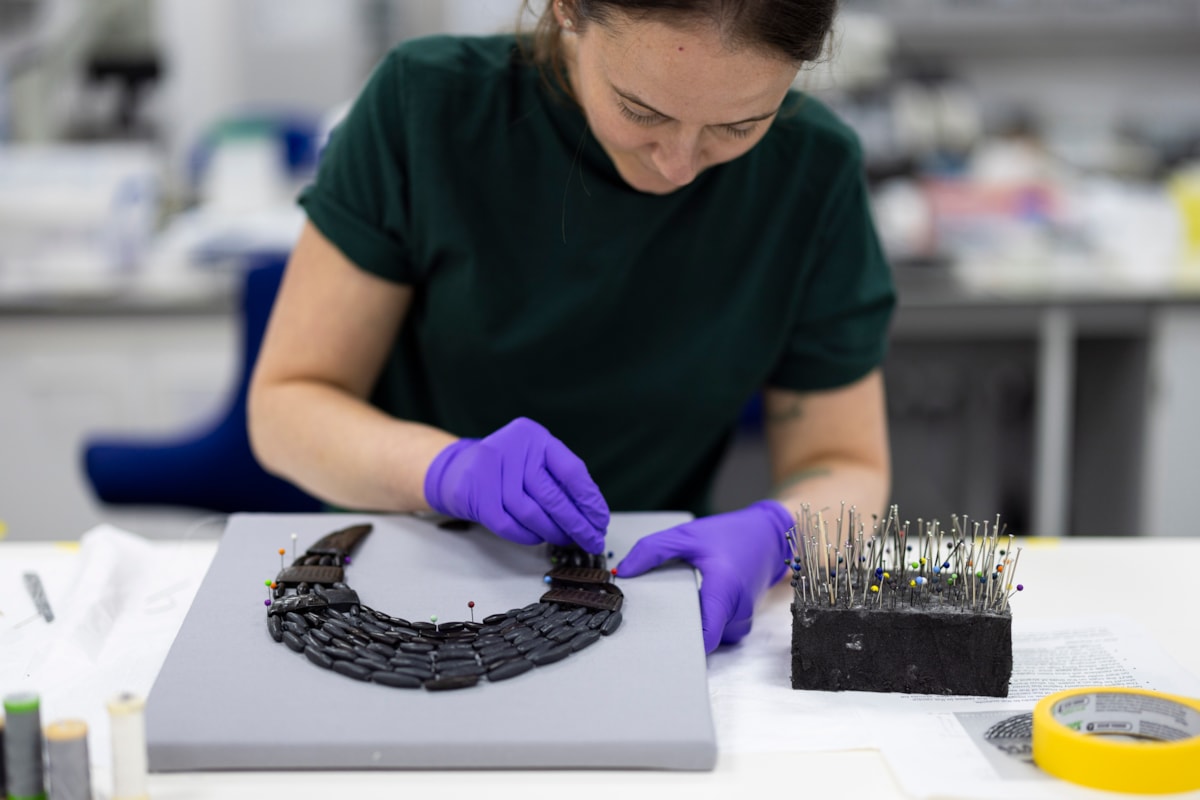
[146,512,717,771]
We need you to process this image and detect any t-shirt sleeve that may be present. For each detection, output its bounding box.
[768,143,896,391]
[297,50,415,284]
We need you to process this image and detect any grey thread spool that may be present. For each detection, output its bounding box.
[3,691,46,800]
[1,714,7,798]
[45,720,91,800]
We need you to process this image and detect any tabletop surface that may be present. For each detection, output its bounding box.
[3,527,1199,800]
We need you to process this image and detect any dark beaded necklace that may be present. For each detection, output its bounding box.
[266,523,624,691]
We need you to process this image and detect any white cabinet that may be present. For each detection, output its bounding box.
[0,310,236,540]
[1143,305,1200,537]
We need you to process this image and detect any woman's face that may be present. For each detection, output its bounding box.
[561,9,800,195]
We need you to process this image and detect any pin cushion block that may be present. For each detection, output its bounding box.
[784,507,1022,697]
[790,601,1012,696]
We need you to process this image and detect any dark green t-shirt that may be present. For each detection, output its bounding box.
[298,34,894,517]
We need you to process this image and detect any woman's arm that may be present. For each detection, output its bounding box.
[763,368,891,528]
[247,220,456,510]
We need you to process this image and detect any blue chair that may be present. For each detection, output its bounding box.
[83,256,323,513]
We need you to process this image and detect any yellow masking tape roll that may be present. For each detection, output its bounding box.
[1032,687,1200,794]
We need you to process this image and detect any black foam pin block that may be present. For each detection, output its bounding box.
[790,601,1012,696]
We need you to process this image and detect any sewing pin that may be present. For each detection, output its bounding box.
[468,601,475,623]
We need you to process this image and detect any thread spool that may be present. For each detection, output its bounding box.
[1,715,7,800]
[3,691,47,800]
[44,720,90,800]
[106,693,148,800]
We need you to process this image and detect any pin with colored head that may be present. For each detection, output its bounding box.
[467,600,475,623]
[278,548,285,570]
[263,578,273,606]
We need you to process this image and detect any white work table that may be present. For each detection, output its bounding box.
[3,526,1199,800]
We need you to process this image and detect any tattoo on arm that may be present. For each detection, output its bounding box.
[772,467,832,497]
[765,399,804,426]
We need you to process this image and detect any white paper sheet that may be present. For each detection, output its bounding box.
[0,526,214,793]
[876,616,1200,799]
[708,603,1200,798]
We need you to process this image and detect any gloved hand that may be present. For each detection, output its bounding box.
[423,417,609,553]
[617,500,793,652]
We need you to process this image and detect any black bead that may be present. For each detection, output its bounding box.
[282,631,307,653]
[515,636,549,654]
[502,626,534,642]
[365,642,396,659]
[479,646,521,665]
[471,635,507,650]
[304,646,334,669]
[332,660,372,681]
[323,645,359,661]
[528,643,573,666]
[436,663,487,678]
[424,674,479,691]
[521,641,555,661]
[389,654,433,671]
[267,615,284,642]
[323,620,352,640]
[600,611,623,635]
[390,666,434,682]
[570,630,602,651]
[367,626,401,644]
[548,625,581,643]
[371,671,422,689]
[507,628,539,647]
[355,656,391,672]
[487,658,535,682]
[283,620,308,637]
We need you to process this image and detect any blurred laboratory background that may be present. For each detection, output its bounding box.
[1,0,1198,541]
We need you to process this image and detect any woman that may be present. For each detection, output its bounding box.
[248,0,894,653]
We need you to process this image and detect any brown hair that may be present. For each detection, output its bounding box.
[518,0,838,99]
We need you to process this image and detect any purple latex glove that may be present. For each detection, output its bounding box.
[617,500,793,652]
[423,417,609,553]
